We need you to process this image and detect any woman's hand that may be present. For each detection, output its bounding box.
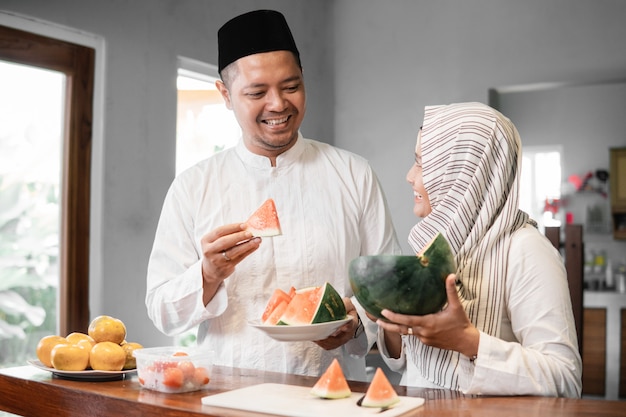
[376,274,479,358]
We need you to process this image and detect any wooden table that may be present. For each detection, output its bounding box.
[1,364,625,416]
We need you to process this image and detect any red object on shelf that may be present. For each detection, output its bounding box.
[544,198,560,214]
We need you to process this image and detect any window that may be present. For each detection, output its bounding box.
[0,24,95,367]
[0,60,63,366]
[176,57,239,176]
[520,146,563,231]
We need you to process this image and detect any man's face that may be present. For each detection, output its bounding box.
[216,50,306,160]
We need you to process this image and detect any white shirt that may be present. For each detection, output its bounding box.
[378,224,582,397]
[146,134,401,381]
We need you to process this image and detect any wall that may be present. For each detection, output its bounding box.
[2,0,626,347]
[331,0,626,255]
[0,0,333,347]
[492,81,626,270]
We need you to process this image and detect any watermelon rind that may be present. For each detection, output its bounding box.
[311,282,346,324]
[361,394,400,408]
[310,385,351,400]
[248,226,281,238]
[278,282,347,325]
[349,233,456,319]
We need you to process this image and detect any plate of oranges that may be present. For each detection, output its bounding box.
[30,315,142,381]
[27,359,137,381]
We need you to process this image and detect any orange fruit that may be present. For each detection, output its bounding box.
[50,343,90,371]
[162,367,184,388]
[88,315,126,344]
[89,341,126,371]
[75,338,97,352]
[193,367,210,386]
[121,342,143,370]
[177,360,196,380]
[66,332,96,348]
[36,335,68,368]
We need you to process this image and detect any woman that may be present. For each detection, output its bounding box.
[376,102,582,397]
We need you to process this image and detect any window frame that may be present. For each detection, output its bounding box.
[0,24,94,335]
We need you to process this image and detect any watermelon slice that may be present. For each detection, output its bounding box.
[244,198,282,237]
[261,287,295,325]
[310,358,351,399]
[278,282,347,325]
[360,368,400,408]
[263,300,289,326]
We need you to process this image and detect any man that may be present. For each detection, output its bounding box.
[146,9,400,381]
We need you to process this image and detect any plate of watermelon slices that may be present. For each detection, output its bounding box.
[250,317,352,342]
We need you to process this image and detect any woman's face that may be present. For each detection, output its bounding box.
[406,129,432,218]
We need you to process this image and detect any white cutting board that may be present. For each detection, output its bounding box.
[201,383,425,417]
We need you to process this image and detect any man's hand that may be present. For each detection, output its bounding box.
[200,223,261,305]
[314,297,359,350]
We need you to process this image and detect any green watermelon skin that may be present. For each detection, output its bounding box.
[349,233,455,319]
[312,282,346,323]
[278,282,347,325]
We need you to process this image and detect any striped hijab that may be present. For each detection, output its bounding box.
[406,102,529,389]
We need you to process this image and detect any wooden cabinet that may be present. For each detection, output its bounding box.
[583,292,626,400]
[610,147,626,239]
[582,308,606,397]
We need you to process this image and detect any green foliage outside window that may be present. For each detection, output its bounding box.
[0,175,59,367]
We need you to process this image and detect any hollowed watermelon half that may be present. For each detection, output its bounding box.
[278,282,347,325]
[310,358,351,399]
[349,233,456,319]
[360,368,400,408]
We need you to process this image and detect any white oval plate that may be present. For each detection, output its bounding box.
[249,317,352,342]
[27,359,136,381]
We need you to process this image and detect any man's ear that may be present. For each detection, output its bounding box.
[215,80,233,110]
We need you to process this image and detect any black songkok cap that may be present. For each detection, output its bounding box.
[218,9,300,73]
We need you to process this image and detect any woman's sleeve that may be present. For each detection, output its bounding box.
[376,327,407,374]
[459,228,582,397]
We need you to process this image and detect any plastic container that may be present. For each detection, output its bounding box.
[133,346,213,393]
